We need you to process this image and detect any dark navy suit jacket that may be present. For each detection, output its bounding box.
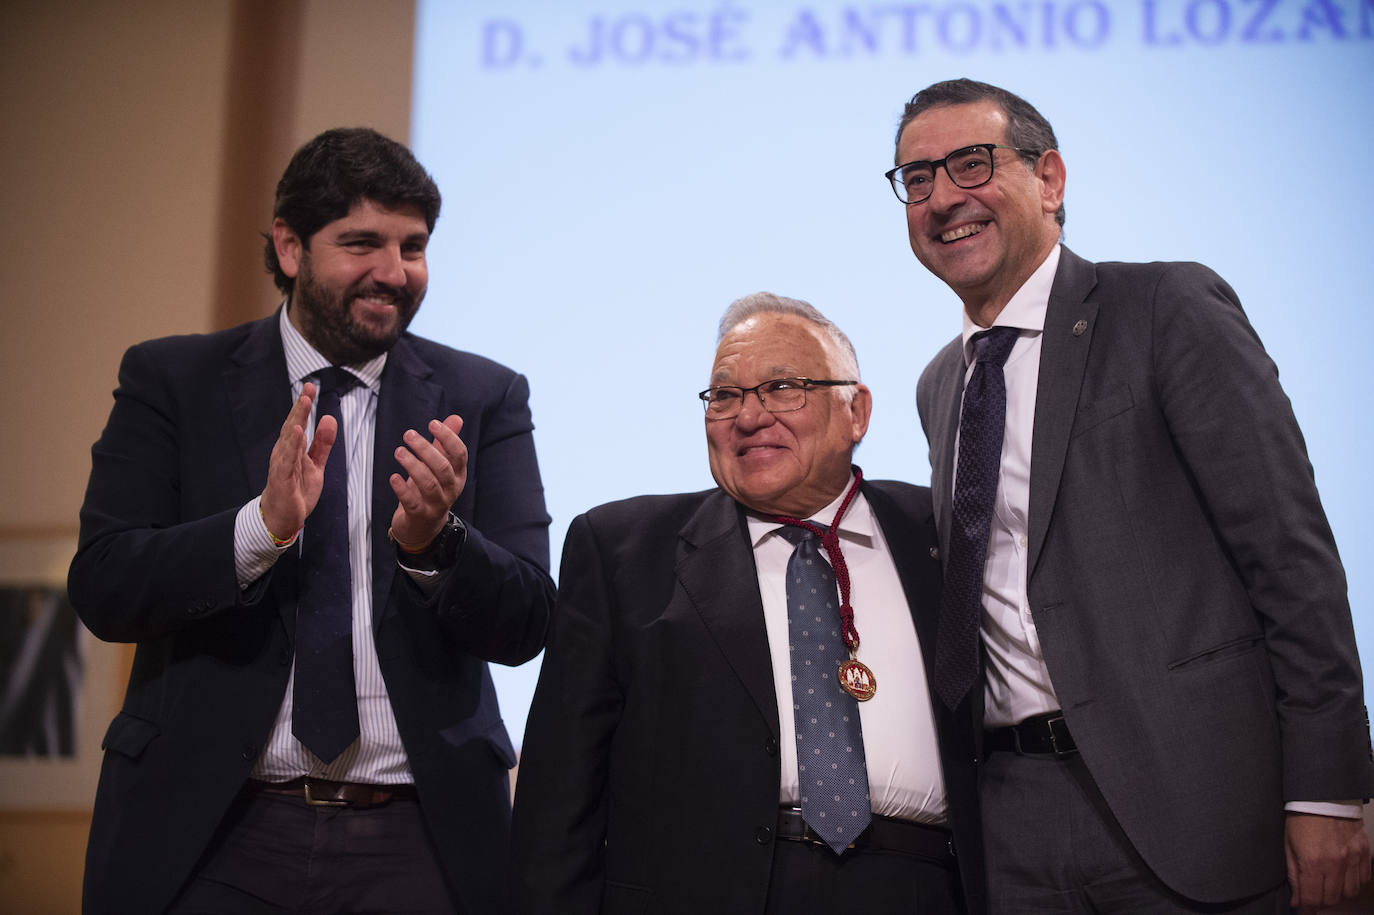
[69,311,555,913]
[512,481,984,914]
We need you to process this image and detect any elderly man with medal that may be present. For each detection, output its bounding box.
[512,293,985,914]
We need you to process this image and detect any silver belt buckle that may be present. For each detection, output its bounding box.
[786,808,855,849]
[303,779,348,807]
[1046,714,1073,758]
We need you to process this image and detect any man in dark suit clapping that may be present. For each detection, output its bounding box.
[70,127,554,914]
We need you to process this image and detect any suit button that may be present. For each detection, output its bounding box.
[241,744,257,760]
[929,546,939,560]
[764,737,778,756]
[755,826,772,845]
[278,648,291,666]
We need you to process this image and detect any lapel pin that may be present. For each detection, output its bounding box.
[1072,319,1088,337]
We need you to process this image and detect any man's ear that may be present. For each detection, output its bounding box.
[272,218,304,279]
[849,384,873,445]
[1036,149,1066,220]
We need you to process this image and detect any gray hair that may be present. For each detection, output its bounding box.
[716,292,861,396]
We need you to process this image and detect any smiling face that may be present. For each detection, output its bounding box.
[896,100,1065,325]
[274,198,430,364]
[705,313,871,517]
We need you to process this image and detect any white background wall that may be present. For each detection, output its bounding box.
[409,0,1374,747]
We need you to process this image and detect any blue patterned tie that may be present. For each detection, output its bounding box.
[292,366,360,763]
[934,326,1020,710]
[779,524,871,854]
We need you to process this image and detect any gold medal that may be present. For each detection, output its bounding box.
[838,658,877,701]
[775,470,879,703]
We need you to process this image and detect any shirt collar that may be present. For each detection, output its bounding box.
[744,474,876,550]
[279,303,387,392]
[960,243,1060,365]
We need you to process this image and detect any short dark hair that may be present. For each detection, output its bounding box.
[263,127,442,294]
[894,78,1065,227]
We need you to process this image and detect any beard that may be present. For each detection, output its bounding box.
[290,253,424,365]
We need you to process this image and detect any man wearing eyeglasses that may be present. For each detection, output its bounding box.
[512,292,985,913]
[891,78,1372,911]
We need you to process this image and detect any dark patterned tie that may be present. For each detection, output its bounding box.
[779,524,871,854]
[934,326,1020,711]
[292,366,360,763]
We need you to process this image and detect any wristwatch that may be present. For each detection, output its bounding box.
[394,512,466,571]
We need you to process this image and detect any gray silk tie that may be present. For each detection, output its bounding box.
[779,524,872,854]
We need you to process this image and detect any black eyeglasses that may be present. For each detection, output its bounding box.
[698,377,858,420]
[885,143,1035,204]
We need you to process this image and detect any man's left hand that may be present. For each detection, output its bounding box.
[388,415,467,551]
[1286,811,1371,911]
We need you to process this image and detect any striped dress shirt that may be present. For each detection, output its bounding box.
[232,307,413,784]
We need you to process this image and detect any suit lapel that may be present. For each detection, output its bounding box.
[922,340,966,559]
[674,491,780,737]
[226,313,294,496]
[1027,248,1100,577]
[370,336,443,630]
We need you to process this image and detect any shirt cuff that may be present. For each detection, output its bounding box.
[397,562,448,598]
[234,497,295,589]
[1285,800,1364,819]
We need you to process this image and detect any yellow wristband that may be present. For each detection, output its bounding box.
[258,502,299,548]
[388,527,431,555]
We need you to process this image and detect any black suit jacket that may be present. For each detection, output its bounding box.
[68,312,555,914]
[917,246,1373,902]
[511,481,984,914]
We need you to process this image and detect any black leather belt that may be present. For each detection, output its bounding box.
[245,777,417,808]
[985,710,1078,758]
[775,808,954,867]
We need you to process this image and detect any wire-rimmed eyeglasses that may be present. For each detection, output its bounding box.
[885,143,1035,205]
[698,377,858,420]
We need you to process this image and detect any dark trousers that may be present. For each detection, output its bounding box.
[981,749,1288,913]
[763,839,963,913]
[167,791,456,914]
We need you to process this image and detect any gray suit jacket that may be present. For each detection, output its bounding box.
[916,246,1372,903]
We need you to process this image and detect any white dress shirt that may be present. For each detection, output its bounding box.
[958,245,1060,729]
[746,479,947,824]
